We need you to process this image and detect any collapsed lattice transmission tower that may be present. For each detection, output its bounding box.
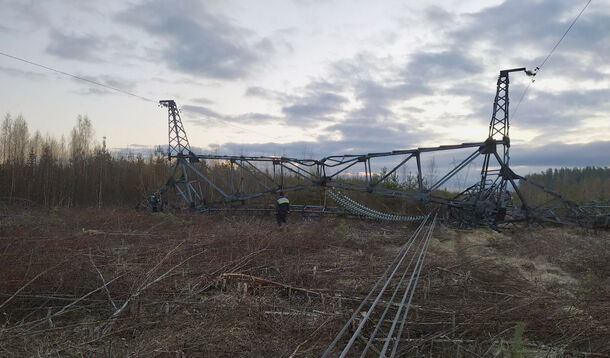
[145,70,609,228]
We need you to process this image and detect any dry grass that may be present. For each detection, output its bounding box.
[421,225,610,356]
[0,207,608,357]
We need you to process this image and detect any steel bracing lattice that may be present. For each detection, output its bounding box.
[147,70,609,228]
[161,99,192,160]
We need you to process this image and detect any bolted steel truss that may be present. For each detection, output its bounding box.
[149,70,609,228]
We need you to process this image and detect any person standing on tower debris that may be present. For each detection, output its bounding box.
[276,192,290,228]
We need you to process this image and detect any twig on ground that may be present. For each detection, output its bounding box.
[288,316,333,358]
[0,262,64,310]
[89,249,117,310]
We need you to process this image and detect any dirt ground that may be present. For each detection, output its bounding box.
[0,207,608,357]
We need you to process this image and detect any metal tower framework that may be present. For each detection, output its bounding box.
[476,68,532,222]
[149,70,608,227]
[159,100,202,209]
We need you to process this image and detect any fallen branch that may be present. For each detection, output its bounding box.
[100,249,205,335]
[220,272,323,297]
[287,316,333,358]
[0,262,64,309]
[89,249,117,310]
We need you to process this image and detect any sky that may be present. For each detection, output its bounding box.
[0,0,609,175]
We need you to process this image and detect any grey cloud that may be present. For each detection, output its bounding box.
[282,92,348,122]
[451,0,610,67]
[4,2,51,29]
[46,30,104,61]
[445,79,498,125]
[445,79,610,137]
[424,6,454,25]
[402,106,425,114]
[0,65,47,80]
[559,11,610,57]
[432,0,609,132]
[182,104,280,125]
[182,105,223,119]
[330,52,386,84]
[349,79,431,121]
[190,97,214,105]
[244,86,287,101]
[403,50,482,83]
[95,75,136,91]
[517,88,610,132]
[523,53,606,81]
[245,86,270,97]
[172,0,607,169]
[72,75,137,96]
[269,27,297,54]
[283,52,433,127]
[425,0,610,120]
[512,141,610,167]
[324,121,424,149]
[292,0,334,5]
[351,80,394,120]
[245,52,432,129]
[205,117,433,159]
[253,79,352,126]
[328,52,432,123]
[232,113,281,122]
[117,0,273,79]
[452,0,566,47]
[76,87,112,96]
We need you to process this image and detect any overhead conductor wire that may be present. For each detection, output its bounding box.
[0,51,156,103]
[0,50,283,143]
[512,0,593,117]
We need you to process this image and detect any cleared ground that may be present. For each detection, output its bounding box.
[0,207,608,357]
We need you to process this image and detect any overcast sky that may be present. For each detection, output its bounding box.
[0,0,608,173]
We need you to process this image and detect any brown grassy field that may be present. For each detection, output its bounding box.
[0,206,608,357]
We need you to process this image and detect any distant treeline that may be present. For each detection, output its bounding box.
[522,167,610,203]
[1,113,608,208]
[0,113,170,207]
[0,113,435,209]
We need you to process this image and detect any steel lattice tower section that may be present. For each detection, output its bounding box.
[160,100,202,209]
[478,68,534,222]
[162,99,191,159]
[489,69,512,164]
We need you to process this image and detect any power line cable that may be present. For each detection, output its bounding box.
[1,50,290,143]
[0,51,156,103]
[513,0,593,117]
[512,80,533,118]
[537,0,593,73]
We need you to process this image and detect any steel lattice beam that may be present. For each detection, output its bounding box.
[147,69,608,228]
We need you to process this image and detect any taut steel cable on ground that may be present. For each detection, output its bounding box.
[321,213,438,357]
[321,215,431,357]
